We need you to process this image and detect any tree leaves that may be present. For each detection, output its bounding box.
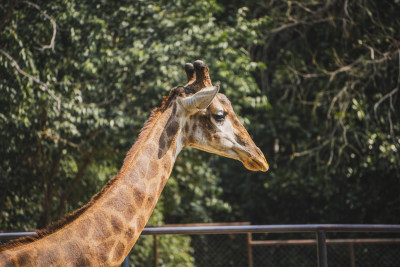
[0,1,399,265]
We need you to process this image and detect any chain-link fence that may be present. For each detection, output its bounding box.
[249,236,400,267]
[133,224,400,267]
[191,234,249,267]
[251,240,400,267]
[141,234,400,267]
[2,225,400,267]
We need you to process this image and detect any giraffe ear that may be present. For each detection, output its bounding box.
[179,86,219,110]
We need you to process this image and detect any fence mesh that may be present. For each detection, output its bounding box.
[136,233,400,267]
[191,234,248,267]
[2,232,400,266]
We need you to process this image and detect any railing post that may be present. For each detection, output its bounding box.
[154,235,158,267]
[247,233,253,267]
[121,255,130,267]
[316,230,328,267]
[349,243,355,267]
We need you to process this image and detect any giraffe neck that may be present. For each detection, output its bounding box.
[0,102,185,266]
[88,102,183,264]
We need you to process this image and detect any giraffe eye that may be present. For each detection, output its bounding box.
[212,112,225,122]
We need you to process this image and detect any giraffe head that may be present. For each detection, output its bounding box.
[174,60,269,172]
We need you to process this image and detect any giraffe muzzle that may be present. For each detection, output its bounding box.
[234,147,269,172]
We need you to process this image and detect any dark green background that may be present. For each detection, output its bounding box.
[1,0,399,265]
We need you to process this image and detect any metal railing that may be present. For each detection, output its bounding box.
[1,224,400,267]
[247,236,400,267]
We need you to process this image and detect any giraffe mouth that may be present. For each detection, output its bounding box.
[191,144,269,172]
[243,158,269,172]
[234,148,269,172]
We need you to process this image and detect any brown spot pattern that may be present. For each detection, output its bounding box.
[158,135,166,152]
[137,216,146,230]
[123,205,136,221]
[125,227,136,239]
[96,240,114,263]
[3,256,17,267]
[112,242,126,261]
[158,103,180,159]
[184,123,189,134]
[166,120,179,137]
[133,188,145,206]
[17,252,32,266]
[92,212,111,239]
[75,255,91,266]
[111,215,123,233]
[0,254,10,266]
[191,122,197,133]
[187,135,195,145]
[145,196,155,210]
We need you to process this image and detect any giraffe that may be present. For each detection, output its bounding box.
[0,60,269,266]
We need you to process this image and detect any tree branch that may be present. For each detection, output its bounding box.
[291,140,330,159]
[23,1,57,51]
[373,87,398,120]
[39,129,79,148]
[0,49,61,111]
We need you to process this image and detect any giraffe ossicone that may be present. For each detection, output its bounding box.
[0,60,268,266]
[178,85,219,110]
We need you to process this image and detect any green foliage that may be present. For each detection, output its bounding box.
[130,206,194,266]
[1,0,399,265]
[216,0,400,225]
[0,0,256,264]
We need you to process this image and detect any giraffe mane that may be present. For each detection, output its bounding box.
[0,86,184,252]
[0,175,120,252]
[123,86,183,165]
